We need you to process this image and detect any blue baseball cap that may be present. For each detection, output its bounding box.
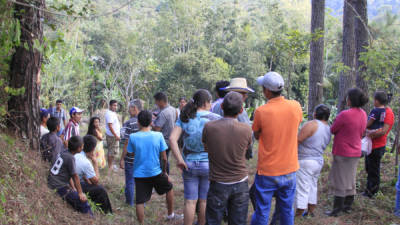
[40,108,49,119]
[69,107,84,116]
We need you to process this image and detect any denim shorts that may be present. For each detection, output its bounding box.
[182,161,209,200]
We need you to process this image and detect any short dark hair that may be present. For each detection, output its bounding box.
[374,91,388,105]
[347,88,368,108]
[153,92,168,103]
[222,92,243,117]
[47,117,60,132]
[68,136,83,152]
[179,97,186,102]
[262,86,282,97]
[138,110,152,127]
[314,104,330,121]
[109,99,118,106]
[215,80,230,98]
[83,135,97,153]
[56,99,63,104]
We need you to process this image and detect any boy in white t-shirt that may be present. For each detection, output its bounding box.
[75,135,113,214]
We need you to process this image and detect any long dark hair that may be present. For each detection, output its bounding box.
[87,117,100,136]
[180,89,212,123]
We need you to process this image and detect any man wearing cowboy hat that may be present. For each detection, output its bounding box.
[212,77,254,124]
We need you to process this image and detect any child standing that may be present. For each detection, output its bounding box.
[47,136,92,215]
[364,91,390,198]
[127,110,177,224]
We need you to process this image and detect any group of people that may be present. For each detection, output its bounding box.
[38,71,398,225]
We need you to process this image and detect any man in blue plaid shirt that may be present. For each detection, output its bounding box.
[119,99,142,206]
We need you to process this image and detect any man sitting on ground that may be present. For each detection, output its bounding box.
[75,135,113,214]
[203,92,253,225]
[128,110,178,224]
[40,117,64,163]
[47,136,92,215]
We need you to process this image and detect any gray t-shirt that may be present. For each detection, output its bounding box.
[154,105,177,147]
[47,150,77,190]
[298,120,332,165]
[212,101,251,125]
[40,132,65,163]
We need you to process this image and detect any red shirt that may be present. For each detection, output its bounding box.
[331,108,367,157]
[372,107,394,149]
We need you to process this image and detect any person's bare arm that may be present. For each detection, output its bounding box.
[254,131,260,140]
[298,121,318,144]
[161,151,168,174]
[120,139,129,169]
[87,152,100,185]
[72,174,87,202]
[69,178,76,191]
[366,118,374,128]
[108,123,120,141]
[169,126,187,170]
[153,126,162,131]
[369,123,390,139]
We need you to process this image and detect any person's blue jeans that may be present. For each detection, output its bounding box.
[206,180,249,225]
[57,128,63,137]
[395,168,400,217]
[125,161,135,206]
[182,161,209,200]
[251,172,296,225]
[57,186,92,215]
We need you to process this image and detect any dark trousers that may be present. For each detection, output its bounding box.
[206,180,249,225]
[81,182,113,214]
[56,186,92,215]
[365,146,386,195]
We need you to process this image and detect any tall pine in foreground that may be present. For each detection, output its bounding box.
[8,0,44,151]
[308,0,325,120]
[337,0,357,112]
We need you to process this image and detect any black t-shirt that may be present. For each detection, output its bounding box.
[47,150,77,190]
[368,107,386,130]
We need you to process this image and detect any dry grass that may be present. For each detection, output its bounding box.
[1,133,400,224]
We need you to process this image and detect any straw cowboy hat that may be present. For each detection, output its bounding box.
[223,78,254,93]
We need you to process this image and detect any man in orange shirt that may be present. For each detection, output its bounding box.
[251,72,303,225]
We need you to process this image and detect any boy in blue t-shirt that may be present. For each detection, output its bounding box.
[127,110,176,224]
[367,92,387,130]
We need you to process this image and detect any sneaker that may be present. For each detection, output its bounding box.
[112,165,119,172]
[165,213,184,221]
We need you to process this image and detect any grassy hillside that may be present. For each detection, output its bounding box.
[1,133,399,224]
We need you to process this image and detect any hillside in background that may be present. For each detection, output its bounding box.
[326,0,400,18]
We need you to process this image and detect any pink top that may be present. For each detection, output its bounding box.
[331,108,367,157]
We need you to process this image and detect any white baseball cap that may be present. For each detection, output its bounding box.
[257,72,285,92]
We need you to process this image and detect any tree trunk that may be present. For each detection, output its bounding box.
[355,0,369,108]
[308,0,325,120]
[8,0,44,151]
[337,0,357,112]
